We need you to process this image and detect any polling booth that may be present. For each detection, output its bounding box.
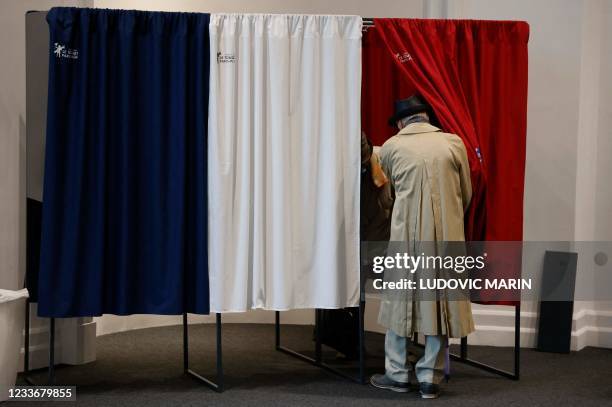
[23,7,528,390]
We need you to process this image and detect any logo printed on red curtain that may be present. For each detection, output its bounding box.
[395,51,413,63]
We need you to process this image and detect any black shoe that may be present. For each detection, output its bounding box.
[369,374,411,393]
[419,382,440,399]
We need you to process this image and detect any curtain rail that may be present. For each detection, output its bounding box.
[363,17,374,30]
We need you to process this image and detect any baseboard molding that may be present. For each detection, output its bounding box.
[571,309,612,350]
[464,305,612,351]
[94,309,315,337]
[18,312,96,372]
[90,302,612,351]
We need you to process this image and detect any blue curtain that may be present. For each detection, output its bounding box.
[38,8,210,317]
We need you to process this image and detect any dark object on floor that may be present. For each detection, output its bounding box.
[26,198,42,302]
[419,382,440,399]
[369,373,411,393]
[537,251,578,353]
[316,308,360,359]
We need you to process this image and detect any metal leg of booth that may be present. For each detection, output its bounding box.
[48,317,55,385]
[358,300,366,383]
[275,300,367,385]
[21,303,55,386]
[23,312,224,390]
[448,303,521,380]
[22,298,36,386]
[183,313,224,392]
[23,196,56,385]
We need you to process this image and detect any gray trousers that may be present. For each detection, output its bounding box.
[385,329,446,384]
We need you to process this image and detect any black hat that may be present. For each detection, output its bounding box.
[388,94,431,126]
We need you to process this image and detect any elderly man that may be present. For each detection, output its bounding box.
[370,95,475,399]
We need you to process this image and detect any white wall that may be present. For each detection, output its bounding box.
[572,0,612,347]
[580,1,612,341]
[594,2,612,245]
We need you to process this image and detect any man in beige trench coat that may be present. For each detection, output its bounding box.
[370,95,475,399]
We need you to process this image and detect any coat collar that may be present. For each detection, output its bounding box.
[397,122,441,136]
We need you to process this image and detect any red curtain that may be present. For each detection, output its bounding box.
[362,19,529,243]
[361,28,415,146]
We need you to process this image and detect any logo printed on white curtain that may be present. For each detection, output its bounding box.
[53,43,78,59]
[217,52,237,63]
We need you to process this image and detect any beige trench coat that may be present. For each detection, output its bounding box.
[377,122,475,338]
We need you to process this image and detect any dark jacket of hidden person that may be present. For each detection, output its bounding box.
[316,131,393,360]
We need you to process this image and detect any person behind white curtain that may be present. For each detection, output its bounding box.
[207,14,362,312]
[370,95,475,399]
[317,131,393,360]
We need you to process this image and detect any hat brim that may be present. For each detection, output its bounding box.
[387,104,430,127]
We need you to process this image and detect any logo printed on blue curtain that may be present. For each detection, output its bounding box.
[53,42,79,59]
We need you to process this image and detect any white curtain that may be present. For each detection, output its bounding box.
[208,14,362,312]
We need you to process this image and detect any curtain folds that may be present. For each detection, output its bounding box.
[361,28,416,146]
[38,11,526,314]
[207,14,362,311]
[366,19,529,242]
[38,8,211,317]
